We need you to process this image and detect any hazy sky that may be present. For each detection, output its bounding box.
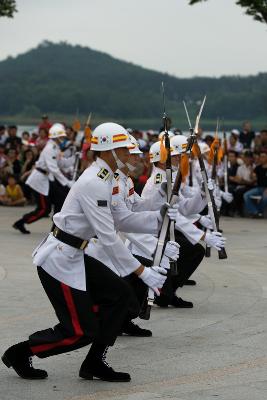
[1,0,267,77]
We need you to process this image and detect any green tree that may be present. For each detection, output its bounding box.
[0,0,17,18]
[189,0,267,24]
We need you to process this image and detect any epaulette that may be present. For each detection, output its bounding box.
[97,168,110,181]
[154,173,163,184]
[128,187,134,196]
[113,172,120,181]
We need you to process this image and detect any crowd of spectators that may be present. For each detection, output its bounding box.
[0,117,266,218]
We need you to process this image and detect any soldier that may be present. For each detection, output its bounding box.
[86,134,180,336]
[2,122,167,383]
[13,123,74,234]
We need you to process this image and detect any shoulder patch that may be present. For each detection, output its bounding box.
[113,172,120,181]
[112,186,119,195]
[154,173,163,184]
[97,168,110,181]
[97,200,108,207]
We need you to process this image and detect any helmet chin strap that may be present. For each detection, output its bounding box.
[111,149,126,170]
[126,162,136,172]
[111,149,136,172]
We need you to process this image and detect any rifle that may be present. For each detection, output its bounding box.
[183,101,227,260]
[223,125,229,193]
[161,82,177,276]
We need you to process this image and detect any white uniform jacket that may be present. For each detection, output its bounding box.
[26,140,73,196]
[85,169,163,275]
[32,158,142,291]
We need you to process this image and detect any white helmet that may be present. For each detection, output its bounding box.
[198,142,210,154]
[48,123,67,139]
[170,135,188,156]
[128,135,142,154]
[91,122,130,151]
[149,141,162,163]
[158,130,175,139]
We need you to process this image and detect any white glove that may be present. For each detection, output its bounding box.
[207,178,214,191]
[67,180,75,188]
[167,203,179,221]
[160,255,170,270]
[199,215,213,230]
[204,231,226,250]
[163,240,180,261]
[139,266,167,296]
[221,190,233,203]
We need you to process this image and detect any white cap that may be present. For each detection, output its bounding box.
[231,129,240,136]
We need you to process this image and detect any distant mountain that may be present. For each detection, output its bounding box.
[0,41,266,124]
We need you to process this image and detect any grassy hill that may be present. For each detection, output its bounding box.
[0,41,266,129]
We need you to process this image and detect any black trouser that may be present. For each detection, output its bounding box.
[160,231,205,301]
[29,256,139,359]
[22,189,51,224]
[123,255,150,315]
[49,180,69,215]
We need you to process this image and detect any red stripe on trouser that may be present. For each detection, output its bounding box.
[30,283,84,354]
[26,195,48,223]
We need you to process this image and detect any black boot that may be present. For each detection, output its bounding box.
[13,220,30,234]
[120,321,152,337]
[154,294,169,308]
[2,341,48,379]
[184,279,196,286]
[170,296,193,308]
[79,343,131,382]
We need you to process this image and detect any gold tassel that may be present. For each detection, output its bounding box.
[84,126,92,144]
[208,138,219,165]
[72,119,81,132]
[160,136,168,163]
[180,153,189,182]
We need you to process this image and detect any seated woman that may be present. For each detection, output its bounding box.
[0,175,26,206]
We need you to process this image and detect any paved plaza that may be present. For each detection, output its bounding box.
[0,207,267,400]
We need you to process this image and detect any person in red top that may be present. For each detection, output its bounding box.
[38,115,52,132]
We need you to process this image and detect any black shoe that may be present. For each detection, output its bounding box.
[13,220,30,234]
[170,296,193,308]
[2,342,48,379]
[120,321,152,337]
[79,357,131,382]
[184,279,196,286]
[154,296,169,308]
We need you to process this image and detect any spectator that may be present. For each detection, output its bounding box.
[228,130,243,153]
[0,125,7,145]
[29,132,38,145]
[243,152,267,218]
[0,144,8,180]
[0,175,26,206]
[35,128,48,151]
[5,125,22,151]
[38,115,52,131]
[259,129,267,152]
[239,121,255,149]
[3,148,21,181]
[22,131,30,144]
[231,151,256,216]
